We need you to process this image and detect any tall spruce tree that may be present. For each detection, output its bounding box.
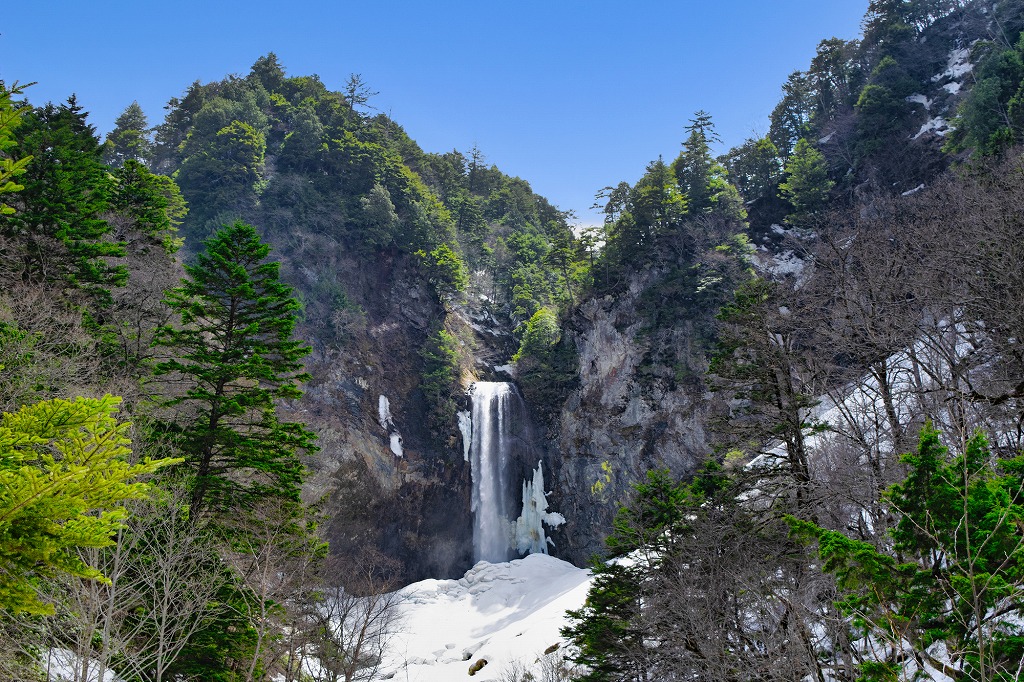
[102,101,153,168]
[152,221,315,519]
[672,110,722,215]
[0,97,126,306]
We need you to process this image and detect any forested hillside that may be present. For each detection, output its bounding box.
[3,0,1024,679]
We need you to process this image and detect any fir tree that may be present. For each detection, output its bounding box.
[779,138,833,224]
[0,395,171,614]
[0,97,126,306]
[152,221,315,519]
[0,81,32,215]
[102,101,153,168]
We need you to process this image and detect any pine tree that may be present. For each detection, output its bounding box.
[0,98,126,306]
[152,221,315,519]
[102,101,153,168]
[779,138,833,225]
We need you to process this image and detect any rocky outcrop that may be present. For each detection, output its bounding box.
[548,272,718,564]
[291,250,475,581]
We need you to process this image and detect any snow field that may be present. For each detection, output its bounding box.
[380,554,591,681]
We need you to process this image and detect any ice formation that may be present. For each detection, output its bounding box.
[515,462,566,555]
[378,394,403,457]
[457,410,472,462]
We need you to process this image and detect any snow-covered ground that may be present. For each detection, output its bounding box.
[379,554,591,681]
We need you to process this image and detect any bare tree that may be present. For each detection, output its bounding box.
[42,481,231,682]
[305,549,404,682]
[220,497,326,682]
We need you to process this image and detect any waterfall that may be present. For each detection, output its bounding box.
[468,381,519,563]
[466,381,564,564]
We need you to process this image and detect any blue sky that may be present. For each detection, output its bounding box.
[3,1,867,224]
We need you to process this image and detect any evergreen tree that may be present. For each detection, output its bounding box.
[769,71,814,157]
[102,101,153,168]
[711,277,819,512]
[563,470,690,681]
[0,98,127,306]
[946,34,1024,156]
[672,110,722,215]
[0,81,32,215]
[621,157,683,263]
[419,326,460,438]
[722,136,784,205]
[110,159,186,254]
[791,426,1024,681]
[779,138,834,224]
[0,396,171,614]
[152,221,315,519]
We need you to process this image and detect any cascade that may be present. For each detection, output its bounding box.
[467,382,521,563]
[466,381,564,564]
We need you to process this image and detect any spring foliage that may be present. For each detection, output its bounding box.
[0,396,172,614]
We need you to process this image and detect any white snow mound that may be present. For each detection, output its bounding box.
[381,554,591,681]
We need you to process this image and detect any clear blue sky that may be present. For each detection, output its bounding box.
[3,1,867,224]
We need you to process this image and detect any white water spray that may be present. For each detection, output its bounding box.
[469,382,517,563]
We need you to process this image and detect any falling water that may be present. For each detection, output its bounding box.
[469,381,520,563]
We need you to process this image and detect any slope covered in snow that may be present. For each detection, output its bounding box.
[379,555,591,681]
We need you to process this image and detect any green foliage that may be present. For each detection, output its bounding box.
[110,159,186,253]
[672,110,727,216]
[947,34,1024,156]
[358,181,401,249]
[779,138,834,223]
[854,83,906,159]
[721,136,784,204]
[419,327,461,437]
[0,97,127,306]
[563,469,712,681]
[790,426,1024,680]
[0,82,33,216]
[416,242,469,301]
[176,120,266,234]
[513,307,560,363]
[152,221,315,518]
[0,396,173,614]
[102,101,153,168]
[770,71,815,157]
[514,308,577,416]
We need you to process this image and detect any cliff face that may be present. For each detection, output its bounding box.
[289,249,475,581]
[545,272,720,563]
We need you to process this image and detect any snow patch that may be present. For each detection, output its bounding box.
[379,395,403,457]
[378,394,395,431]
[43,648,123,681]
[932,47,973,82]
[902,183,926,196]
[943,81,962,95]
[913,116,949,139]
[818,132,835,144]
[906,94,932,110]
[759,249,807,283]
[380,555,591,682]
[390,432,404,457]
